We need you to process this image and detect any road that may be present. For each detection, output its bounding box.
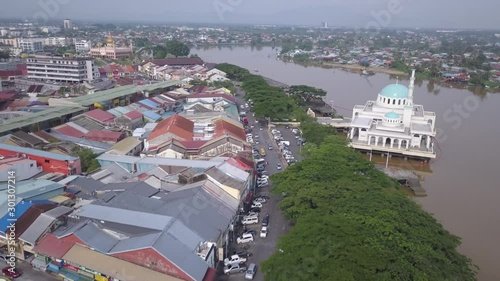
[1,261,62,281]
[219,86,298,281]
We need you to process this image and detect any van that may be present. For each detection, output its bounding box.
[260,148,266,156]
[245,263,257,280]
[241,216,259,225]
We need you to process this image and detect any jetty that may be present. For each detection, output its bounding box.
[376,166,427,196]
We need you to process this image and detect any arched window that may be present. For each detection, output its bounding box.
[392,99,396,105]
[398,99,401,105]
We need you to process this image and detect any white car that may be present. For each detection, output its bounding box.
[253,198,267,204]
[237,233,254,244]
[260,226,268,238]
[224,255,247,266]
[251,202,262,208]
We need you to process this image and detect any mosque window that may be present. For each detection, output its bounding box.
[392,99,396,105]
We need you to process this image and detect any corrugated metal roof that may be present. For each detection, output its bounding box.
[143,111,161,121]
[19,206,73,244]
[137,99,159,109]
[74,222,119,253]
[74,204,173,231]
[0,143,78,161]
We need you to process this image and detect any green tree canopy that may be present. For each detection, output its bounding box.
[74,148,100,173]
[164,40,190,57]
[289,85,327,101]
[262,132,477,281]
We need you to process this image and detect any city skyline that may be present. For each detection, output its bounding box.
[1,0,499,30]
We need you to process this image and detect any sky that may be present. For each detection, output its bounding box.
[2,0,499,29]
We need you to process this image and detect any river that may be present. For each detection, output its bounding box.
[194,46,500,281]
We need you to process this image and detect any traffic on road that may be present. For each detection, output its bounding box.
[219,85,304,281]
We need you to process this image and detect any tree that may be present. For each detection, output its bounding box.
[164,40,190,57]
[262,132,477,281]
[0,50,10,60]
[75,148,100,173]
[289,85,327,101]
[153,46,167,59]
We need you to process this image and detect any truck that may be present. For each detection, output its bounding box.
[224,254,247,265]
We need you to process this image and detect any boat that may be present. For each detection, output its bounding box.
[361,69,375,76]
[254,69,259,72]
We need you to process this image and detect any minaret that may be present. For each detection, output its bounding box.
[407,69,415,106]
[402,69,416,128]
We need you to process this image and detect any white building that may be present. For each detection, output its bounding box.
[40,26,61,34]
[19,38,43,53]
[26,54,98,83]
[348,70,436,159]
[75,40,91,53]
[42,37,68,47]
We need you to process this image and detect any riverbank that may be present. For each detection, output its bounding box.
[322,62,407,76]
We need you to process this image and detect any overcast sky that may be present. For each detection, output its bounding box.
[2,0,499,29]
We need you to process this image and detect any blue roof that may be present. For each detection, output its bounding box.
[0,200,54,233]
[380,84,409,99]
[137,99,159,109]
[0,143,78,161]
[384,111,400,119]
[143,111,162,121]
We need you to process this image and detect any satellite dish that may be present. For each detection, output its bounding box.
[65,93,69,97]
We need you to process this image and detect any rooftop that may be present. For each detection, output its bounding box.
[0,107,85,136]
[0,143,78,161]
[70,80,182,107]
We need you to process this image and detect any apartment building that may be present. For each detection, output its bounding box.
[75,40,91,53]
[19,38,43,53]
[26,54,98,83]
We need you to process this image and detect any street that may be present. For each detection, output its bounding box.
[218,87,300,281]
[1,261,61,281]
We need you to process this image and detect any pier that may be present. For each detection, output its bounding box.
[376,166,427,196]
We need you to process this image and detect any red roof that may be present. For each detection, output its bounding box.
[84,109,115,123]
[213,119,246,141]
[33,234,81,259]
[124,110,143,120]
[0,70,23,78]
[226,157,252,171]
[54,125,86,138]
[150,57,204,67]
[0,90,16,102]
[147,115,194,141]
[84,131,124,140]
[179,140,207,149]
[187,93,236,103]
[126,65,135,72]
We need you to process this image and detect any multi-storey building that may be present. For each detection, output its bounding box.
[63,19,72,29]
[42,37,69,47]
[74,40,91,53]
[19,38,43,53]
[26,54,98,83]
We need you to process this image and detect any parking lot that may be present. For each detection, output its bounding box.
[217,87,301,281]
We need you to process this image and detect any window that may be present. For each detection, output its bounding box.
[44,159,50,163]
[30,163,34,167]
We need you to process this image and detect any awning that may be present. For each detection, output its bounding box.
[62,244,184,281]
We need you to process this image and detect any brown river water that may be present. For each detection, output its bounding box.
[195,46,500,281]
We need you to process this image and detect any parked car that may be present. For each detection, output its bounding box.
[224,254,247,266]
[268,144,273,150]
[241,217,259,225]
[251,202,263,208]
[243,229,257,236]
[246,211,259,217]
[262,214,270,226]
[224,263,247,275]
[255,195,270,200]
[260,226,268,238]
[276,163,282,170]
[1,267,21,278]
[249,207,261,213]
[245,263,257,280]
[253,198,267,204]
[233,250,253,258]
[237,233,254,244]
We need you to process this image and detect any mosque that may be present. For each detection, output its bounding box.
[348,70,437,159]
[89,34,133,60]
